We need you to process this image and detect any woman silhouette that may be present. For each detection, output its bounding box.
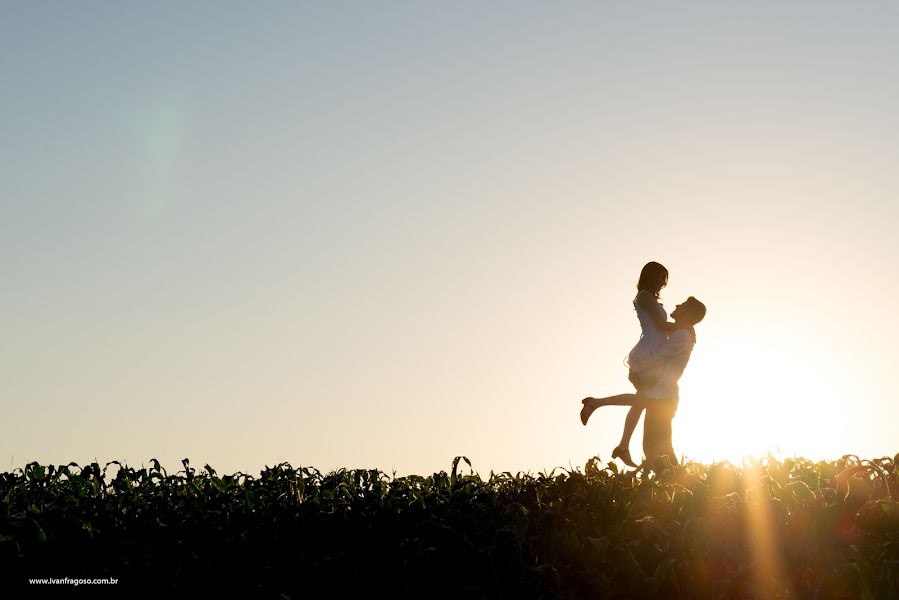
[580,261,674,467]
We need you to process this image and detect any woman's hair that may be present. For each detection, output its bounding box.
[636,261,669,298]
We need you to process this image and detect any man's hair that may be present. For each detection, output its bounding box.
[684,296,706,324]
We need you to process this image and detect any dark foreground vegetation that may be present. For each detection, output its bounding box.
[2,454,898,598]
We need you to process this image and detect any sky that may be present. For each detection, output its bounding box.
[2,2,898,478]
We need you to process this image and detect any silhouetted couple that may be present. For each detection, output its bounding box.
[580,262,706,470]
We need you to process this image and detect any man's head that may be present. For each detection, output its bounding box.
[671,296,706,325]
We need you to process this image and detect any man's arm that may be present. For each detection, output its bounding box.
[636,328,692,372]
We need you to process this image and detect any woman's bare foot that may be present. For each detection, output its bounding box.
[580,397,597,425]
[612,445,638,468]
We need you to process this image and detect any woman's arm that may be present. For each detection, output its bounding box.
[636,290,675,331]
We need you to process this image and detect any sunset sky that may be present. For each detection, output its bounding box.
[3,3,898,477]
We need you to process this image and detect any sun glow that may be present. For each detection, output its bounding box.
[673,324,851,464]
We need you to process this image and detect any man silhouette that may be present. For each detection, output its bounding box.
[634,296,706,468]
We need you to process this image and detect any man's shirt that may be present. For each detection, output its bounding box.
[640,327,695,400]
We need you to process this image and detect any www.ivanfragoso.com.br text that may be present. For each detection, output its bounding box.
[28,577,118,586]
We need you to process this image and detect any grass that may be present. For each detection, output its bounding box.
[2,454,898,598]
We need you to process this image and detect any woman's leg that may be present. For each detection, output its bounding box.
[612,406,644,468]
[617,405,644,450]
[580,394,646,467]
[580,393,644,425]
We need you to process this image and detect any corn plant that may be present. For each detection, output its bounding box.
[2,454,898,598]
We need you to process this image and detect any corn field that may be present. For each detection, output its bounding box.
[2,454,898,598]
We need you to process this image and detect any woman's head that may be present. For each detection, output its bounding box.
[637,261,668,297]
